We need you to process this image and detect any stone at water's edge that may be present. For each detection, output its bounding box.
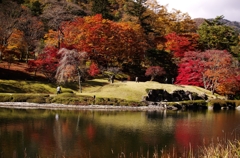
[144,89,208,102]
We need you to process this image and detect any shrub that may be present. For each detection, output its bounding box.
[51,97,68,104]
[62,90,74,94]
[127,101,141,106]
[119,101,129,106]
[95,98,106,105]
[12,95,32,102]
[27,97,46,104]
[51,95,93,105]
[192,92,199,100]
[139,101,148,106]
[0,95,13,102]
[45,97,54,103]
[208,99,233,109]
[58,93,76,97]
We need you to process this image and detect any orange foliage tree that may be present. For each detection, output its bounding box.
[217,74,240,96]
[201,50,240,95]
[164,32,198,58]
[45,14,149,68]
[176,49,240,95]
[3,29,26,68]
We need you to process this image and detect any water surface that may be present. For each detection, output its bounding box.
[0,108,239,157]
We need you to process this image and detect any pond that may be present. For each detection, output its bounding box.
[0,107,240,158]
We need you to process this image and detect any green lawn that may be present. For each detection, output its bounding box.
[81,79,221,101]
[0,79,222,102]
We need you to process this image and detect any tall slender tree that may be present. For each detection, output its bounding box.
[56,48,88,93]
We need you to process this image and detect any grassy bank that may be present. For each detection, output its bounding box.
[1,78,233,108]
[0,78,222,102]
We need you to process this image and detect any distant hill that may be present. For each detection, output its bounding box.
[193,18,240,33]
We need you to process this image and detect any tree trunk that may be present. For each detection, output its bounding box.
[150,76,154,81]
[77,69,82,93]
[26,49,29,63]
[34,69,37,77]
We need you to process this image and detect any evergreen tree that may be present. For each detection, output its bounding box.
[91,0,114,20]
[197,15,239,51]
[126,0,152,33]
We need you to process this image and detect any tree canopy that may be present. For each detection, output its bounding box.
[197,16,239,51]
[1,0,240,97]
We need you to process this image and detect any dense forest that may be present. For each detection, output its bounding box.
[0,0,240,97]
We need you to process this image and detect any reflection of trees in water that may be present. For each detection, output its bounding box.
[145,110,167,120]
[1,109,240,157]
[145,110,187,120]
[53,113,63,153]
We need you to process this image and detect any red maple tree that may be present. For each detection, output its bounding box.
[45,14,148,67]
[27,46,60,81]
[164,32,191,58]
[88,62,100,77]
[175,51,204,87]
[176,50,240,95]
[145,66,166,81]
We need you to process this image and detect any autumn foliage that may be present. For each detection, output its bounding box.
[45,14,148,67]
[176,50,240,95]
[175,51,204,87]
[88,62,100,77]
[1,1,240,97]
[27,46,60,81]
[145,66,166,81]
[164,33,190,58]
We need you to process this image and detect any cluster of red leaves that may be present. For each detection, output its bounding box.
[175,50,240,95]
[145,66,166,81]
[164,32,199,58]
[88,62,100,77]
[49,14,148,66]
[27,46,60,80]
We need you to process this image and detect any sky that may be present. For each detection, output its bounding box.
[157,0,240,21]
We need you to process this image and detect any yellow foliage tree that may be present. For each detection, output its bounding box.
[4,29,27,63]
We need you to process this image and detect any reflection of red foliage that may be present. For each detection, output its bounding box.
[175,120,201,150]
[86,124,96,141]
[30,133,40,141]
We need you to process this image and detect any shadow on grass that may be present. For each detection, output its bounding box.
[62,82,79,91]
[0,68,46,81]
[82,80,109,87]
[0,84,27,93]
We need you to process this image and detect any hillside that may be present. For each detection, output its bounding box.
[0,62,46,81]
[81,79,220,101]
[193,18,240,33]
[0,62,221,101]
